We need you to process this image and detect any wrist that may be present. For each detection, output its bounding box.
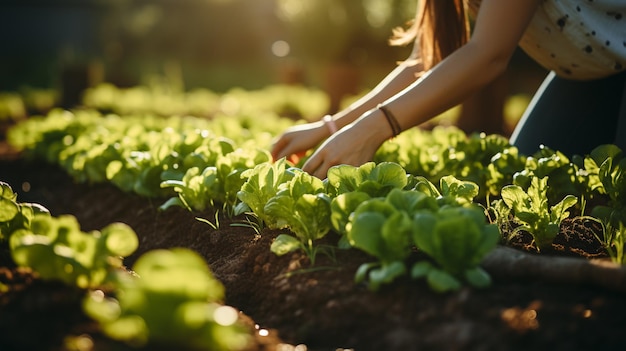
[377,104,402,138]
[322,115,338,135]
[352,109,396,147]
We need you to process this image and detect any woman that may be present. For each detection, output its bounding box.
[271,0,626,179]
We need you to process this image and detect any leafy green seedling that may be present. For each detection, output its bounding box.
[593,220,626,265]
[0,182,20,223]
[161,146,272,215]
[349,197,414,291]
[0,181,50,243]
[411,175,479,207]
[485,146,527,197]
[325,161,408,197]
[501,176,577,251]
[330,191,371,239]
[411,205,500,292]
[10,214,138,289]
[339,189,438,290]
[584,145,626,227]
[265,170,332,264]
[513,146,584,204]
[160,166,220,212]
[328,188,436,250]
[84,248,250,350]
[235,158,295,228]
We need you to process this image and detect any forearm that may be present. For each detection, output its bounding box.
[380,41,511,133]
[331,60,423,129]
[343,41,513,150]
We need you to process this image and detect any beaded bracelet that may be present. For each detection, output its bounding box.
[377,104,401,137]
[322,115,338,134]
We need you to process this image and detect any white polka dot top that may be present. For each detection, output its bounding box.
[467,0,626,80]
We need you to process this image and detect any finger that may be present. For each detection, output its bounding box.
[302,153,322,175]
[305,153,332,180]
[313,163,330,180]
[270,137,290,161]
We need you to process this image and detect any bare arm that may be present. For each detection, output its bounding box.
[271,49,423,162]
[379,0,541,132]
[303,0,542,178]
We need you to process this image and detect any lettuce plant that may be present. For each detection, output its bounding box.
[373,126,467,182]
[343,186,495,292]
[235,158,295,228]
[513,146,585,204]
[584,145,626,227]
[485,146,527,197]
[160,166,220,212]
[411,205,500,292]
[500,176,577,251]
[350,197,414,291]
[217,147,273,212]
[383,187,439,215]
[330,192,371,236]
[0,182,19,217]
[264,169,332,264]
[161,146,271,214]
[348,189,438,290]
[83,248,250,350]
[330,187,438,249]
[0,181,50,242]
[10,214,138,289]
[374,127,515,202]
[104,134,185,198]
[411,175,479,207]
[436,133,512,198]
[325,161,408,197]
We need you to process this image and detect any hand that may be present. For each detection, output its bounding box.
[270,120,329,162]
[302,110,391,179]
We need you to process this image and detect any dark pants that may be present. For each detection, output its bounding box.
[510,71,626,157]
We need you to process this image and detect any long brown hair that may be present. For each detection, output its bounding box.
[390,0,469,70]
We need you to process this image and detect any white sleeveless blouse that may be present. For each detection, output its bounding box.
[467,0,626,80]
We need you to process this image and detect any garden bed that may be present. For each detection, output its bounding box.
[2,149,626,351]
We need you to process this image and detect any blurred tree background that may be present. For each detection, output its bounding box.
[0,1,416,96]
[0,0,546,129]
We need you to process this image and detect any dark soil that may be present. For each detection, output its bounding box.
[1,150,626,351]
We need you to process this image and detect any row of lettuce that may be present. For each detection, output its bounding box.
[82,82,331,121]
[0,82,331,123]
[0,182,251,350]
[7,107,626,273]
[0,88,58,122]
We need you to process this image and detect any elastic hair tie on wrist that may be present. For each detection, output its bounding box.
[323,115,338,134]
[377,104,401,137]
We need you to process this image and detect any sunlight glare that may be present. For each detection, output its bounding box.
[213,305,239,326]
[272,40,291,57]
[276,0,304,21]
